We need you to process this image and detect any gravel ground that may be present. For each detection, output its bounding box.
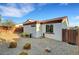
[0,37,79,55]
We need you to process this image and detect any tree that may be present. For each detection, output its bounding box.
[2,19,16,27]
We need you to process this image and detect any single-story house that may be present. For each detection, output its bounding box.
[23,16,69,41]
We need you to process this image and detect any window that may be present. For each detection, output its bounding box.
[50,25,53,33]
[46,25,50,32]
[46,25,53,33]
[31,24,36,27]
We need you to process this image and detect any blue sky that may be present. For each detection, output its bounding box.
[0,3,79,26]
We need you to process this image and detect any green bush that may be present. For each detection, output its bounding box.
[20,32,29,37]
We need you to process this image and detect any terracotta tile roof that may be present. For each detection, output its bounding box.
[23,16,68,25]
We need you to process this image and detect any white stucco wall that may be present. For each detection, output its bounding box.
[41,23,67,41]
[35,23,42,38]
[23,23,43,38]
[53,23,62,41]
[41,24,55,39]
[23,25,37,38]
[23,22,68,41]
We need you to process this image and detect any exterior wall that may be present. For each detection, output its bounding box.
[41,24,46,36]
[53,23,62,41]
[23,23,42,38]
[23,25,37,38]
[41,24,55,40]
[41,23,67,41]
[41,24,54,39]
[23,21,68,41]
[62,18,68,29]
[35,23,41,38]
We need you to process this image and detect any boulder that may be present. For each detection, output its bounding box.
[8,41,17,48]
[23,43,31,50]
[45,47,51,52]
[19,51,28,55]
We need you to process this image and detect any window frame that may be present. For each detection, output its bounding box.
[31,24,36,27]
[46,24,54,34]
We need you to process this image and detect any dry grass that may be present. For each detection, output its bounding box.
[0,31,19,43]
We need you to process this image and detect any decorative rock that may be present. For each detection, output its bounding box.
[8,41,17,48]
[45,47,51,52]
[23,43,31,49]
[19,51,28,55]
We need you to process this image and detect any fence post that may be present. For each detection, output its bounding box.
[76,28,79,46]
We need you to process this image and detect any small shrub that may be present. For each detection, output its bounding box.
[19,51,28,55]
[8,41,17,48]
[23,43,31,50]
[20,32,29,37]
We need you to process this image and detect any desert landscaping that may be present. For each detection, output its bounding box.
[0,37,79,55]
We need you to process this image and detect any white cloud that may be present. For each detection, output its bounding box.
[0,3,47,17]
[19,4,35,14]
[69,16,79,26]
[59,3,68,6]
[6,3,17,8]
[74,16,79,19]
[69,22,79,27]
[0,3,35,17]
[0,6,22,17]
[37,3,47,6]
[36,3,47,10]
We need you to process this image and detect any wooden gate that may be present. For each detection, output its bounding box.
[62,29,79,45]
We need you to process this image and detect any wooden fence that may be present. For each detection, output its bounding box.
[62,28,79,46]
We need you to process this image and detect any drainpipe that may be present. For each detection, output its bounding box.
[30,33,32,38]
[43,33,45,38]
